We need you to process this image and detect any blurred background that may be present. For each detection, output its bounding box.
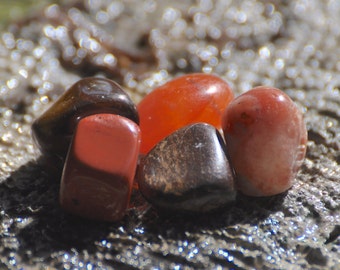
[0,0,54,28]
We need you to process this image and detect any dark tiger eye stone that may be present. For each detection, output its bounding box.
[138,123,236,213]
[32,77,139,158]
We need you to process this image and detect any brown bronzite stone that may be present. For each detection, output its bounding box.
[138,123,236,213]
[32,77,139,158]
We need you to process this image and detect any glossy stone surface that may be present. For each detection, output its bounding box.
[138,73,234,154]
[138,123,236,212]
[32,77,139,158]
[60,114,141,221]
[222,87,307,197]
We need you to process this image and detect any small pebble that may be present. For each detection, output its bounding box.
[60,113,141,221]
[138,123,236,213]
[32,77,139,158]
[222,86,307,196]
[138,73,234,154]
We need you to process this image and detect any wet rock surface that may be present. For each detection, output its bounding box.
[0,0,339,269]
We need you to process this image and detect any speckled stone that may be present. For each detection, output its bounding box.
[138,123,236,213]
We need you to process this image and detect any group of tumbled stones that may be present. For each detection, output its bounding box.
[32,74,307,221]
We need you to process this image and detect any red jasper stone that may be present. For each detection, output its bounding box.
[222,86,307,197]
[32,77,139,158]
[138,73,234,154]
[60,114,141,221]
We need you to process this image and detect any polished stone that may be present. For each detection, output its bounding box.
[32,77,139,158]
[60,113,141,221]
[138,123,236,213]
[222,86,307,197]
[137,73,234,154]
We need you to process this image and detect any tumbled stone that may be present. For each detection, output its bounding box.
[222,86,307,197]
[32,77,139,158]
[59,113,141,221]
[138,123,236,213]
[137,73,234,154]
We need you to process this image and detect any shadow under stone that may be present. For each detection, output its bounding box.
[137,190,288,241]
[0,156,117,262]
[0,153,288,267]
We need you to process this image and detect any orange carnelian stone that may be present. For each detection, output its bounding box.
[138,73,234,154]
[60,114,141,221]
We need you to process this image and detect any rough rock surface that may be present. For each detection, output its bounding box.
[0,0,339,269]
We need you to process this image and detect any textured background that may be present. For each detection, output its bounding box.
[0,0,339,269]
